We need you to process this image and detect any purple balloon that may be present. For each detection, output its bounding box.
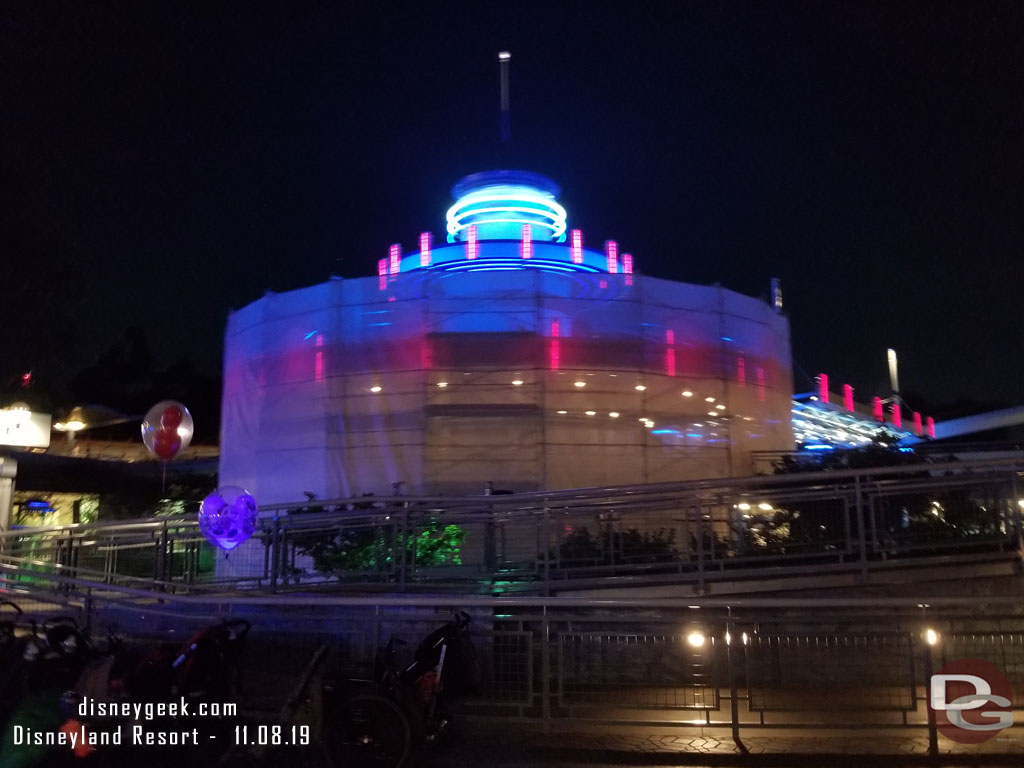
[199,486,258,551]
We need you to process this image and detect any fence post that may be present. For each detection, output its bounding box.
[1011,472,1023,553]
[695,501,706,593]
[726,618,748,754]
[541,604,551,733]
[855,476,868,581]
[269,515,281,594]
[922,638,938,757]
[542,501,551,596]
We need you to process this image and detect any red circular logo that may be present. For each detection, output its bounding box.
[931,658,1014,744]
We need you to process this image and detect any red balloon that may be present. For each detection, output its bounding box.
[153,427,181,461]
[160,406,183,429]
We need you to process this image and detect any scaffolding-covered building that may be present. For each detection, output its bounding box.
[220,171,794,504]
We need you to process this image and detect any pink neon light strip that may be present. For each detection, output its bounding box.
[737,357,746,386]
[665,329,675,377]
[550,320,560,370]
[623,254,633,274]
[913,411,923,435]
[756,367,766,402]
[571,230,583,264]
[419,232,432,267]
[605,240,618,273]
[891,403,902,429]
[421,340,431,370]
[466,225,478,260]
[926,416,935,438]
[378,258,387,291]
[389,244,400,275]
[314,334,324,383]
[873,397,884,421]
[843,384,854,411]
[817,374,829,403]
[521,224,532,259]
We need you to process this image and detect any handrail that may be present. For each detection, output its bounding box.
[5,454,1020,541]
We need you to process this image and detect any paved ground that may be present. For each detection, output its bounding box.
[419,722,1024,767]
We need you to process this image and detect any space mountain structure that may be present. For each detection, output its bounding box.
[219,171,798,504]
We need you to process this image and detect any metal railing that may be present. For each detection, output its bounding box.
[4,577,1024,755]
[2,456,1022,595]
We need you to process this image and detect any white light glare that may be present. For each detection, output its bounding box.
[682,391,693,397]
[715,404,725,410]
[574,381,586,388]
[498,51,511,61]
[436,382,448,388]
[758,502,773,511]
[585,411,596,416]
[370,386,382,393]
[925,628,939,646]
[635,384,646,391]
[512,379,524,386]
[609,412,620,418]
[705,397,715,403]
[686,631,706,648]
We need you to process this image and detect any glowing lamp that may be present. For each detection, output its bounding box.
[419,232,432,267]
[605,240,618,273]
[570,229,583,263]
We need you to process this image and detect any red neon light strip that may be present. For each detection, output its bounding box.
[926,416,935,438]
[665,329,675,377]
[466,225,478,259]
[521,224,532,259]
[550,319,560,370]
[378,258,387,291]
[913,411,923,436]
[571,229,583,264]
[873,397,884,422]
[314,334,324,383]
[419,232,432,267]
[737,357,746,386]
[389,244,400,275]
[891,402,902,429]
[605,240,618,273]
[622,253,633,274]
[817,373,829,403]
[843,384,854,411]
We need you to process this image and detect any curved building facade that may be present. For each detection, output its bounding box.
[220,173,794,504]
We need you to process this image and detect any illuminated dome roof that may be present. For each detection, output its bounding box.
[446,170,567,243]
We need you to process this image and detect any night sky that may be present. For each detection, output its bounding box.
[3,2,1023,416]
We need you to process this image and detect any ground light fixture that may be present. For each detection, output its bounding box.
[686,631,706,648]
[925,628,939,646]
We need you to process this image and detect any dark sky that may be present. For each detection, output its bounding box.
[3,1,1023,412]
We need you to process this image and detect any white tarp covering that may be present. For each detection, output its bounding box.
[220,271,793,505]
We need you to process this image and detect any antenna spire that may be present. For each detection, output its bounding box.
[498,51,511,143]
